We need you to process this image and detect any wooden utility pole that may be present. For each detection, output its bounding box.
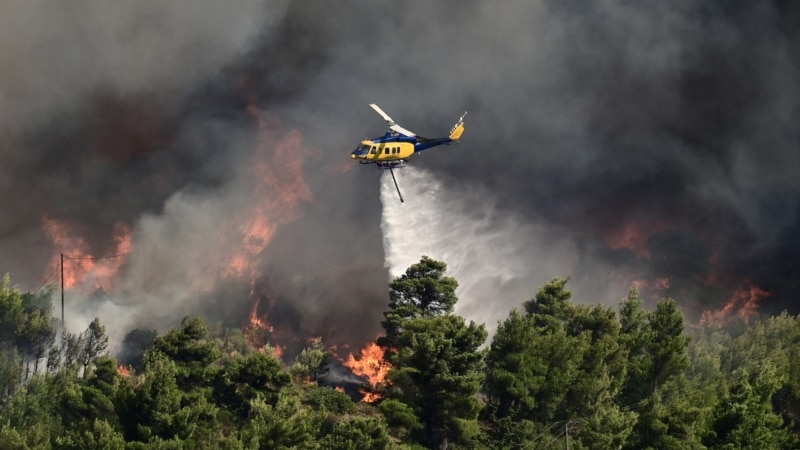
[60,253,64,327]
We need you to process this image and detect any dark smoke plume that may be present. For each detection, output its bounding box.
[1,1,798,351]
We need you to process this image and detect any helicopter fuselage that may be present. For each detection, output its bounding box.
[350,132,454,167]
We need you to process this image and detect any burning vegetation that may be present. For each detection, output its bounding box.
[5,252,800,448]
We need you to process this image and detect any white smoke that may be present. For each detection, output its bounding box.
[380,166,576,332]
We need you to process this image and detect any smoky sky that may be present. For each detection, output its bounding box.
[1,1,798,350]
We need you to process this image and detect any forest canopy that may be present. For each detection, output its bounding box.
[0,260,798,449]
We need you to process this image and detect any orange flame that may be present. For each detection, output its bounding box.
[248,297,273,332]
[359,389,382,403]
[605,221,671,259]
[224,97,315,359]
[244,296,286,360]
[218,100,312,283]
[42,217,131,291]
[117,365,131,377]
[701,282,769,326]
[342,342,391,402]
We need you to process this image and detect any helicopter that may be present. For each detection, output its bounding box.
[351,103,467,202]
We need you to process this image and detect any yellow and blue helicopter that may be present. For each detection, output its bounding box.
[351,104,467,202]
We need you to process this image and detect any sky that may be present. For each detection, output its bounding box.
[1,0,798,351]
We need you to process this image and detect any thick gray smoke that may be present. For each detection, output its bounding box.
[1,1,798,351]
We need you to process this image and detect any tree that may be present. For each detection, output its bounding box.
[55,418,126,450]
[59,330,85,375]
[523,276,573,330]
[484,279,634,448]
[290,337,328,382]
[620,295,690,406]
[15,308,57,377]
[213,350,291,418]
[387,315,487,449]
[319,416,394,450]
[378,256,458,350]
[151,316,221,391]
[118,328,157,373]
[620,297,694,449]
[0,274,25,345]
[79,318,109,378]
[119,351,218,444]
[240,392,325,449]
[706,362,798,449]
[710,312,800,445]
[17,287,57,377]
[648,299,690,391]
[0,348,21,403]
[379,257,486,449]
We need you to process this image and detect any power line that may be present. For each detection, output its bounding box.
[59,251,131,327]
[35,263,60,294]
[63,253,130,261]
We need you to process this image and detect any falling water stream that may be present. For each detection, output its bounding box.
[379,166,575,332]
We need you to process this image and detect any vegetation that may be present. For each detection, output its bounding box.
[0,261,799,449]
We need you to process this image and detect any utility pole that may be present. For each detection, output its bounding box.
[60,253,65,327]
[565,421,570,450]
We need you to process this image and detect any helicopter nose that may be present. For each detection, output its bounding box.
[351,153,356,159]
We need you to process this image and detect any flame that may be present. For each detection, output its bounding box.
[342,342,391,402]
[244,296,287,360]
[117,365,131,377]
[605,221,671,259]
[224,97,315,360]
[700,282,770,326]
[359,389,382,403]
[211,97,313,283]
[248,297,273,333]
[42,217,131,290]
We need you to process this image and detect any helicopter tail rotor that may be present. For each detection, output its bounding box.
[449,111,468,141]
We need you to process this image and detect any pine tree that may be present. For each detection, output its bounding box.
[379,257,487,449]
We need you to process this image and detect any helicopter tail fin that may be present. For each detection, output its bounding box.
[449,111,467,141]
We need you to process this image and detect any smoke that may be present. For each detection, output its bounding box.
[380,167,577,332]
[1,1,798,351]
[371,0,800,320]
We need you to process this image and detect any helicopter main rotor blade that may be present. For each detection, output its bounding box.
[370,103,394,124]
[369,103,416,137]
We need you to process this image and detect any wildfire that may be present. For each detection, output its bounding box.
[244,296,287,360]
[700,282,770,326]
[248,297,273,332]
[42,217,131,291]
[605,221,672,259]
[342,342,391,402]
[117,365,131,377]
[360,390,382,403]
[223,95,316,362]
